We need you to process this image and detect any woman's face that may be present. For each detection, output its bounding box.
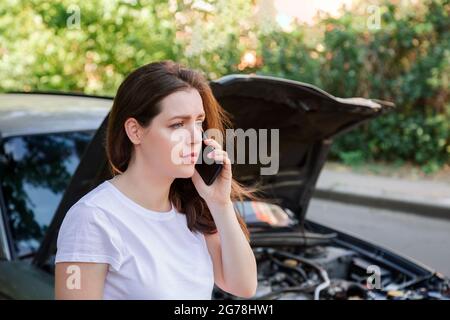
[129,88,205,179]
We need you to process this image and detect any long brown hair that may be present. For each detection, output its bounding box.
[105,60,262,241]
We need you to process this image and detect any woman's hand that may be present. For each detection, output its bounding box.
[193,138,258,298]
[191,138,232,207]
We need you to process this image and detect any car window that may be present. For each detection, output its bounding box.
[0,131,95,258]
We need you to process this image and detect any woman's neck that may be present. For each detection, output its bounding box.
[110,162,173,213]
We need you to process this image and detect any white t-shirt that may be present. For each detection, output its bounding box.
[55,179,215,300]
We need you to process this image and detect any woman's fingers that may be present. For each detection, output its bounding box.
[208,149,232,178]
[203,139,232,178]
[204,138,229,164]
[207,149,229,164]
[204,138,223,151]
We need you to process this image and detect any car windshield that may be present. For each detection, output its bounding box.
[0,131,95,258]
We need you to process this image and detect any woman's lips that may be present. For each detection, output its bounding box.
[182,152,199,158]
[180,152,199,164]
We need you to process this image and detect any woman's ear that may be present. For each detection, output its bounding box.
[124,117,143,145]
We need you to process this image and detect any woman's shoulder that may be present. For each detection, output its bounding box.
[59,180,123,240]
[61,180,118,225]
[56,181,125,272]
[73,180,111,207]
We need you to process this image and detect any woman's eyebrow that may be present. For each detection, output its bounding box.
[168,113,205,121]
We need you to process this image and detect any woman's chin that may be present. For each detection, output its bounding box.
[175,164,196,178]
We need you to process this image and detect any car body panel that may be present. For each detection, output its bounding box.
[0,260,54,299]
[0,93,112,138]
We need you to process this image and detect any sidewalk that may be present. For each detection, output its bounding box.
[312,164,450,220]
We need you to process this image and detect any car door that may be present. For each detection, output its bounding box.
[0,130,97,299]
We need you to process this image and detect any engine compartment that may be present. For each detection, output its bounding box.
[212,201,450,300]
[213,241,450,300]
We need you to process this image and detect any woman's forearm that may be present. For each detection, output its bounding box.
[207,200,258,298]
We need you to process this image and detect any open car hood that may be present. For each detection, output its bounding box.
[210,75,394,219]
[34,74,394,267]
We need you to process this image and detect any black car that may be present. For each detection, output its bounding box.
[0,75,449,300]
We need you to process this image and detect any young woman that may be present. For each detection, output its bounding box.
[54,60,259,300]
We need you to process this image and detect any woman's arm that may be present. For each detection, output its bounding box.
[205,201,258,298]
[55,262,108,299]
[191,137,258,298]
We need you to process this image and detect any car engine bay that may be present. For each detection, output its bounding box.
[212,201,450,300]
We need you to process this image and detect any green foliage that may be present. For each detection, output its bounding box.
[0,0,448,172]
[256,28,323,86]
[319,0,450,173]
[253,0,449,173]
[329,108,449,173]
[0,0,180,95]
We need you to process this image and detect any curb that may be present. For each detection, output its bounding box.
[312,187,450,221]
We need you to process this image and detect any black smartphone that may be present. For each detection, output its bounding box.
[195,132,223,186]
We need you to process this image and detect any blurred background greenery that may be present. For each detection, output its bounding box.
[0,0,448,173]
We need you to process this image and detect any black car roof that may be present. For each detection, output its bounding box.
[0,93,113,138]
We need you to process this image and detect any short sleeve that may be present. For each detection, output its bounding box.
[55,202,124,272]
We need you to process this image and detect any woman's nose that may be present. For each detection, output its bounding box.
[187,124,203,144]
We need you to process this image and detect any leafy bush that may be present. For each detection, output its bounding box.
[0,0,448,172]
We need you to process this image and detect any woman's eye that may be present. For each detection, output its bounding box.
[171,122,183,129]
[170,120,203,129]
